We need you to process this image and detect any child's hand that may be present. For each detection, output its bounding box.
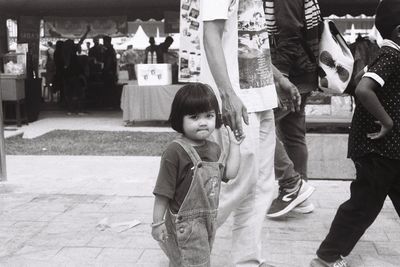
[151,223,168,243]
[226,125,245,144]
[367,120,393,140]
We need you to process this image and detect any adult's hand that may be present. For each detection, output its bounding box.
[203,20,248,140]
[221,92,248,139]
[276,76,301,112]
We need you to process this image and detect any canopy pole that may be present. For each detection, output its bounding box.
[0,15,8,181]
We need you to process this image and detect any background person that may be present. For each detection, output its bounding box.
[88,37,105,65]
[264,0,323,217]
[102,35,118,109]
[121,44,139,80]
[44,41,56,100]
[155,36,174,63]
[144,36,157,64]
[311,1,400,266]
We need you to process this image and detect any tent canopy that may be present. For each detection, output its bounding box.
[0,0,380,20]
[318,0,380,17]
[0,0,179,20]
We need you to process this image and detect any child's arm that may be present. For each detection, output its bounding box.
[355,77,393,139]
[224,126,245,179]
[151,195,169,242]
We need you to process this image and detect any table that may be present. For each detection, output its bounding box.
[120,82,183,122]
[0,74,27,126]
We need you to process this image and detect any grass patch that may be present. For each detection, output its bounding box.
[6,130,179,156]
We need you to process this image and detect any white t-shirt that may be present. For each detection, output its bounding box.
[200,0,277,113]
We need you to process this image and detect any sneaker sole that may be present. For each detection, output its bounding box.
[267,185,315,218]
[292,203,315,214]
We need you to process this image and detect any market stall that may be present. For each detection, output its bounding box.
[0,0,381,126]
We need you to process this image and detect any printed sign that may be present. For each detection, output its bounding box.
[178,0,201,83]
[44,17,127,39]
[17,16,41,77]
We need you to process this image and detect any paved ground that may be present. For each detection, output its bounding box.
[1,156,400,267]
[1,111,399,266]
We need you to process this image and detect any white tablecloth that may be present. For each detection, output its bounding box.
[120,83,183,122]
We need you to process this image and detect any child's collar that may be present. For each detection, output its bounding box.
[381,39,400,52]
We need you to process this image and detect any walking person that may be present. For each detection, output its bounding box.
[200,0,301,265]
[151,83,244,266]
[264,0,323,217]
[62,25,90,115]
[311,1,400,266]
[155,36,174,63]
[102,35,117,108]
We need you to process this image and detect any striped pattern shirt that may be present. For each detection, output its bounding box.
[263,0,322,61]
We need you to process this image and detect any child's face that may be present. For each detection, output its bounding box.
[182,110,216,143]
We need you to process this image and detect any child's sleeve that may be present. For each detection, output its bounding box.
[152,148,179,199]
[363,49,400,87]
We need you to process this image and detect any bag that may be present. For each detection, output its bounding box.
[318,20,354,94]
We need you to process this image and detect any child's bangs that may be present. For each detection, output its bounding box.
[182,93,218,115]
[182,96,215,115]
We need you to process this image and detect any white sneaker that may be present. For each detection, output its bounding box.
[292,199,315,214]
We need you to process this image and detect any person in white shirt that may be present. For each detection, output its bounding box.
[200,0,300,265]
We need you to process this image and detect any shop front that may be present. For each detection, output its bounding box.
[0,0,381,126]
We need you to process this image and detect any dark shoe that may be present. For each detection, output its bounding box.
[267,180,314,218]
[310,257,348,267]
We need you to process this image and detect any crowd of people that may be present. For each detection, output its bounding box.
[44,26,119,114]
[43,32,176,113]
[151,0,400,267]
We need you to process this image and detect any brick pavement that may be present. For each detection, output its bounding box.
[1,156,400,266]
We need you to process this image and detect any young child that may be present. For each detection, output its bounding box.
[311,1,400,266]
[151,83,244,266]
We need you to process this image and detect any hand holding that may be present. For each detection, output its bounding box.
[221,93,248,141]
[226,125,245,145]
[276,76,301,112]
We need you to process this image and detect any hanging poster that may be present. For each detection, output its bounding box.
[178,0,201,83]
[17,16,41,78]
[44,17,127,39]
[164,11,180,34]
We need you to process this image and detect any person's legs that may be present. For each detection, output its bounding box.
[266,104,314,217]
[275,93,309,179]
[316,154,396,263]
[273,108,301,189]
[215,110,276,266]
[387,159,400,217]
[274,136,301,189]
[63,78,74,114]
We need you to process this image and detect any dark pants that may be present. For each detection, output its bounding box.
[274,93,309,189]
[64,76,85,113]
[126,63,136,80]
[317,153,400,262]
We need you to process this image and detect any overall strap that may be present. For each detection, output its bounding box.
[173,138,202,165]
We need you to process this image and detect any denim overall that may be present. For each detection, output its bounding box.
[159,138,225,267]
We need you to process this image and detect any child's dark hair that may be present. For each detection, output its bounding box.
[375,0,400,39]
[169,83,222,133]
